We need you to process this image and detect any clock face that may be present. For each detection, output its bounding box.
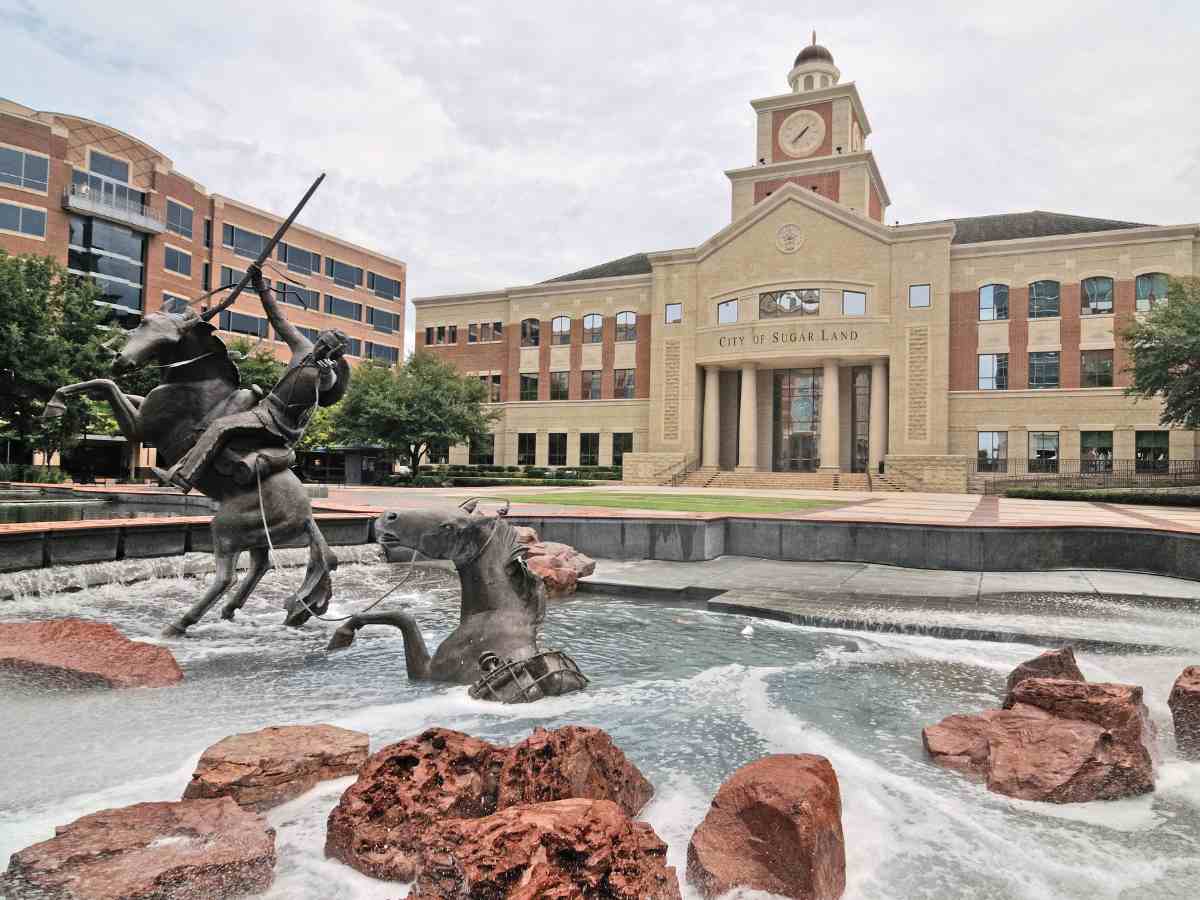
[779,109,826,158]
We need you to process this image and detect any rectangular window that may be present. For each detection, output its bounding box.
[448,324,458,344]
[517,433,537,466]
[1029,281,1060,318]
[842,290,866,316]
[165,199,193,239]
[1081,349,1114,388]
[1135,430,1170,472]
[365,342,400,364]
[614,368,635,399]
[493,321,503,340]
[221,223,270,259]
[908,284,931,308]
[277,242,320,276]
[277,281,319,309]
[1136,273,1169,312]
[219,309,269,337]
[717,299,738,324]
[489,373,501,402]
[580,432,600,467]
[436,325,446,345]
[204,218,212,248]
[164,245,191,277]
[1081,431,1113,472]
[1081,277,1114,315]
[366,306,400,333]
[976,431,1008,473]
[424,326,434,346]
[89,150,129,182]
[520,318,540,346]
[468,322,479,343]
[665,303,682,324]
[1029,431,1060,473]
[367,271,402,300]
[612,432,633,467]
[324,256,364,289]
[343,337,362,357]
[979,284,1009,321]
[0,201,46,237]
[548,433,567,467]
[427,441,449,464]
[220,265,246,288]
[0,146,50,192]
[202,261,210,291]
[582,370,601,399]
[1028,351,1060,389]
[977,353,1008,390]
[550,371,569,400]
[324,294,362,321]
[520,373,539,401]
[162,292,190,314]
[468,434,495,466]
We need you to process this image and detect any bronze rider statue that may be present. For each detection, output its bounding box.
[154,263,350,493]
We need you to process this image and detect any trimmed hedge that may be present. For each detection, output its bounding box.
[0,464,67,484]
[1004,487,1200,507]
[386,475,597,488]
[419,464,622,481]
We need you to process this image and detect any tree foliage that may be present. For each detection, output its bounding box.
[226,337,287,391]
[1124,276,1200,428]
[0,252,113,454]
[329,352,496,474]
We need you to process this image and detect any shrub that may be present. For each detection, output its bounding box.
[1003,487,1200,507]
[0,463,67,483]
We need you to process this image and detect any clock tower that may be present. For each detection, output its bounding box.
[725,34,890,223]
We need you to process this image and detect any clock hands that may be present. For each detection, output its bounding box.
[791,125,811,146]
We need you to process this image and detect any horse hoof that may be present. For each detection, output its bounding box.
[282,609,310,628]
[219,606,238,621]
[161,622,187,638]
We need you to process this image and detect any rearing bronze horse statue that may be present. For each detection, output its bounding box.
[44,285,346,636]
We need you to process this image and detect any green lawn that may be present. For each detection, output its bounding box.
[505,491,843,514]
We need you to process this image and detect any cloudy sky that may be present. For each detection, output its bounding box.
[4,1,1198,348]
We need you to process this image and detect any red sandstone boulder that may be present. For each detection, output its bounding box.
[686,754,845,900]
[325,725,656,884]
[1169,666,1200,758]
[525,541,596,598]
[0,618,182,689]
[924,678,1156,802]
[512,525,539,547]
[2,797,275,899]
[497,725,654,817]
[183,724,369,811]
[413,798,681,899]
[1003,646,1085,704]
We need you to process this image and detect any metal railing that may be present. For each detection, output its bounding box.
[62,183,165,233]
[975,458,1200,494]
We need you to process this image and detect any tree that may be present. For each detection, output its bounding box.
[0,252,112,457]
[330,352,497,477]
[226,337,287,391]
[1124,276,1200,428]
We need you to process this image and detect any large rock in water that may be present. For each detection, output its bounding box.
[183,724,369,811]
[1169,666,1200,758]
[923,677,1156,802]
[413,799,681,899]
[525,541,596,598]
[1003,646,1085,703]
[2,798,275,899]
[326,725,656,884]
[0,618,182,688]
[686,754,845,900]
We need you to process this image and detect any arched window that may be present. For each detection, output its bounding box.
[1080,276,1114,316]
[1028,280,1060,319]
[551,315,571,345]
[520,317,540,347]
[582,313,603,343]
[978,284,1009,321]
[615,311,637,342]
[1136,272,1169,312]
[821,75,830,87]
[803,75,814,90]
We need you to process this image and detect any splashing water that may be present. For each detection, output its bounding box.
[2,560,1199,898]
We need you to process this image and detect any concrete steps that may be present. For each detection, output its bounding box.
[870,474,907,492]
[664,469,904,492]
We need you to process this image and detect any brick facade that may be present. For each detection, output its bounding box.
[771,101,834,162]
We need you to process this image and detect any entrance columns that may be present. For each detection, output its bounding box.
[736,364,758,471]
[702,366,721,468]
[869,358,889,472]
[819,359,840,472]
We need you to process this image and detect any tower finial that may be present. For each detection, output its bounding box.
[812,30,816,46]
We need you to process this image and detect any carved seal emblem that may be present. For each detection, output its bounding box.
[775,223,803,254]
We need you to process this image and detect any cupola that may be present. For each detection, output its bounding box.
[788,32,840,93]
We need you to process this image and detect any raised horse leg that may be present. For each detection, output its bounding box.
[163,551,239,637]
[44,379,143,441]
[281,517,339,628]
[326,611,433,680]
[219,547,271,621]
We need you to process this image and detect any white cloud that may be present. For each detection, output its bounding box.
[2,0,1198,351]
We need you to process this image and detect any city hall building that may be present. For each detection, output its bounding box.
[415,41,1199,491]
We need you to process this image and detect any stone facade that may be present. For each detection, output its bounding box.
[411,43,1199,488]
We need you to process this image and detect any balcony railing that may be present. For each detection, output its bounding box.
[974,458,1200,494]
[62,182,165,234]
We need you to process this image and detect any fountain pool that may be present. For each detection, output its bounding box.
[2,559,1198,899]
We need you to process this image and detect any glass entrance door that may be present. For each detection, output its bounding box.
[773,369,822,472]
[851,367,870,473]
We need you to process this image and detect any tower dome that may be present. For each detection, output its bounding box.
[788,32,840,93]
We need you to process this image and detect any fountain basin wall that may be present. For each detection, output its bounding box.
[508,516,1200,582]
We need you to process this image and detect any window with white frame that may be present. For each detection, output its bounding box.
[164,245,191,277]
[717,299,738,324]
[978,284,1008,321]
[0,146,50,192]
[842,290,866,316]
[908,284,931,308]
[165,200,193,239]
[617,311,638,340]
[0,201,46,237]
